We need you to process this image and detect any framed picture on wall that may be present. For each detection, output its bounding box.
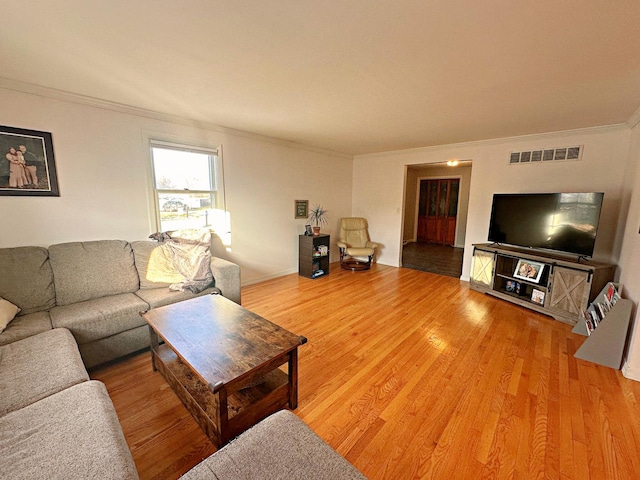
[0,125,59,196]
[295,199,308,219]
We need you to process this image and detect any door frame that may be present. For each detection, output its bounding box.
[414,174,463,246]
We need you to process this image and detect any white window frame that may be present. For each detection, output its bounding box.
[149,139,227,237]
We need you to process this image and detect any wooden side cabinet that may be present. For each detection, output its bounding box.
[470,243,615,325]
[299,234,330,279]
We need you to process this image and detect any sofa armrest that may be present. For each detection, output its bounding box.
[210,257,241,305]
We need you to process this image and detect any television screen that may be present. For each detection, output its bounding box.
[488,192,604,257]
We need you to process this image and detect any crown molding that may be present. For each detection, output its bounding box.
[355,123,630,160]
[0,77,352,159]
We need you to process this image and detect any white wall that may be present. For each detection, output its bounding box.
[0,88,353,285]
[353,126,631,280]
[619,121,640,380]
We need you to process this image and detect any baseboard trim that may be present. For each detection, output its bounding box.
[622,361,640,382]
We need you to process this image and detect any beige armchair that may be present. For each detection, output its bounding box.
[337,217,379,270]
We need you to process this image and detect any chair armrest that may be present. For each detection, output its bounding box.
[366,241,379,249]
[210,257,241,305]
[336,241,348,249]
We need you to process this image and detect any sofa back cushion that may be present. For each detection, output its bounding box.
[49,240,139,306]
[0,247,56,315]
[131,241,186,289]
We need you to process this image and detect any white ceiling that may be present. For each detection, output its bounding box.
[2,1,640,155]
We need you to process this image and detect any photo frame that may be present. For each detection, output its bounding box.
[295,199,308,219]
[0,125,59,196]
[513,259,545,283]
[531,288,545,305]
[304,224,313,236]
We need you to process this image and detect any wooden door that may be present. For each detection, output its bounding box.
[417,178,459,245]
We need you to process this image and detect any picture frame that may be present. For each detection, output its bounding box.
[304,224,313,236]
[0,125,59,196]
[531,288,545,305]
[295,199,308,219]
[513,259,545,283]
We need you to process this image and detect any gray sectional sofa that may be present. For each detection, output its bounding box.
[0,236,367,479]
[0,328,138,479]
[0,238,241,368]
[181,409,366,479]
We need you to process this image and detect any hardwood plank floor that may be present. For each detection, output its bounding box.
[92,264,640,479]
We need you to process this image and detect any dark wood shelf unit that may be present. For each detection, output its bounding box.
[299,234,330,279]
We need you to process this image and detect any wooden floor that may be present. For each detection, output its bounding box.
[92,264,640,479]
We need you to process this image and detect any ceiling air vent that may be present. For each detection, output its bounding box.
[509,145,582,165]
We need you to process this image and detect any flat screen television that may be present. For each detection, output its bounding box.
[488,192,604,258]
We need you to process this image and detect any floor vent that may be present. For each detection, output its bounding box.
[509,145,582,165]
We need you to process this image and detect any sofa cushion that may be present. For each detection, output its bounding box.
[0,328,88,416]
[78,325,149,370]
[0,246,56,315]
[135,286,220,309]
[181,410,366,480]
[0,381,139,480]
[0,297,20,332]
[0,311,53,347]
[50,293,149,344]
[49,240,139,306]
[131,240,185,289]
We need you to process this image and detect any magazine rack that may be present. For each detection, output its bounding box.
[571,285,632,370]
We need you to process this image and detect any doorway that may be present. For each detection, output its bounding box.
[401,163,472,278]
[417,178,459,245]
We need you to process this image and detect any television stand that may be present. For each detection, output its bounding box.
[469,243,615,325]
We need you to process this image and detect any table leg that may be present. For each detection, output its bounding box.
[218,387,229,445]
[148,326,159,371]
[288,348,299,409]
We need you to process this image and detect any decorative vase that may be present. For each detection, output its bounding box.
[312,226,321,236]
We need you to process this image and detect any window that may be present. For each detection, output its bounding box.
[150,141,227,240]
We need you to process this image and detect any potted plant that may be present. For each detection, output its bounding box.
[308,204,328,236]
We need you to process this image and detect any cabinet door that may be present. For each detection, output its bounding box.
[548,267,590,315]
[471,249,495,289]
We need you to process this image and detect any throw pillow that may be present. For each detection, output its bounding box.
[0,297,21,333]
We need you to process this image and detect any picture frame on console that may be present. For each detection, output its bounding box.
[513,259,545,283]
[531,288,545,305]
[0,125,59,197]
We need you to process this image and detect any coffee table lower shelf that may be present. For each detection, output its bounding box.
[154,345,290,447]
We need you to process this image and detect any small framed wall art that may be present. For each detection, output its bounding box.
[295,199,308,219]
[0,125,59,196]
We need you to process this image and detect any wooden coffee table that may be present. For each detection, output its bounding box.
[141,293,307,447]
